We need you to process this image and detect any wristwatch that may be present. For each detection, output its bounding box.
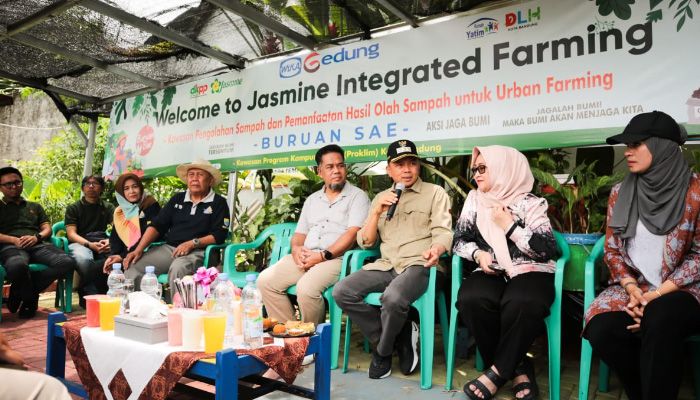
[83,241,90,248]
[35,233,42,241]
[192,238,201,248]
[322,250,333,260]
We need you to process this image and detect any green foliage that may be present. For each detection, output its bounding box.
[595,0,699,31]
[531,154,623,233]
[9,118,188,224]
[595,0,635,19]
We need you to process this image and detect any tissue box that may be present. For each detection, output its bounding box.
[114,314,168,344]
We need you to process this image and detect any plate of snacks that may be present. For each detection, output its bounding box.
[269,321,316,338]
[263,317,278,332]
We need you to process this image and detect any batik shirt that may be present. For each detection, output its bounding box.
[584,174,700,326]
[453,191,558,278]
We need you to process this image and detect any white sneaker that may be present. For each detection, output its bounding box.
[302,354,315,366]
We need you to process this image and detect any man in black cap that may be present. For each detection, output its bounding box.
[333,139,453,379]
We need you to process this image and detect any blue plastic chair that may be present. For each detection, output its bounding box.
[578,236,700,400]
[445,231,570,400]
[340,248,449,390]
[0,223,74,320]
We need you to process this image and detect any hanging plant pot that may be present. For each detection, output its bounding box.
[561,233,604,291]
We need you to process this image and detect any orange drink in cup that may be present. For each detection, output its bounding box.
[98,298,121,330]
[202,313,226,353]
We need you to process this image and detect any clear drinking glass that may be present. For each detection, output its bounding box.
[122,278,135,313]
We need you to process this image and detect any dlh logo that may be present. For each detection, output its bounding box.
[465,17,499,40]
[505,7,541,30]
[279,57,302,78]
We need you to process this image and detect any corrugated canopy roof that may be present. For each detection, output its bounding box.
[0,0,493,119]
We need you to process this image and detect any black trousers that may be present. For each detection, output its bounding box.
[456,271,554,380]
[333,265,437,357]
[584,291,700,400]
[0,243,75,303]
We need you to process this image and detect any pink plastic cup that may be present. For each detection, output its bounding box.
[168,309,184,346]
[85,295,110,327]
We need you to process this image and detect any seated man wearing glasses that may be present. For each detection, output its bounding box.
[333,139,453,379]
[0,167,76,318]
[65,175,115,305]
[258,144,370,324]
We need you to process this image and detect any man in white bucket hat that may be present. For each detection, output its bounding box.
[124,159,229,297]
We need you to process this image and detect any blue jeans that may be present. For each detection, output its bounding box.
[68,243,108,295]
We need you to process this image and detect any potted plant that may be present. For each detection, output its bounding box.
[530,152,623,291]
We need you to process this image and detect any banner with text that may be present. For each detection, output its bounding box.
[104,0,700,177]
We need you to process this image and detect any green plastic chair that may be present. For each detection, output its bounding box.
[340,248,449,390]
[445,230,570,400]
[222,222,297,288]
[287,248,357,371]
[0,223,74,321]
[578,236,700,400]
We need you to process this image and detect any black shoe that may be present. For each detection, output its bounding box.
[18,296,38,319]
[7,293,22,314]
[368,350,392,379]
[396,320,419,375]
[18,304,36,319]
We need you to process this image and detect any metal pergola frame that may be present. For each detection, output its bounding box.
[0,0,455,116]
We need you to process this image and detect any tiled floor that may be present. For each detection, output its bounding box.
[1,291,697,399]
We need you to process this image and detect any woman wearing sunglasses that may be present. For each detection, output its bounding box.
[453,145,559,400]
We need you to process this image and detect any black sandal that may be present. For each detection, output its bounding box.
[511,358,539,400]
[463,367,506,400]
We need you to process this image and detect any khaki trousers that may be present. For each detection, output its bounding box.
[0,368,72,400]
[257,254,341,324]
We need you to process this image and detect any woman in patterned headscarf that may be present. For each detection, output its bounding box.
[104,173,160,271]
[584,111,700,400]
[453,145,559,400]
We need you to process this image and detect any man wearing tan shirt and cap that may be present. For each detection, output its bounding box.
[333,139,453,379]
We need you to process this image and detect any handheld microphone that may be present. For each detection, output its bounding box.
[386,183,405,221]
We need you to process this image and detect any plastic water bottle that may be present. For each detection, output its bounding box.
[106,263,125,300]
[140,266,161,300]
[212,273,236,347]
[242,274,263,349]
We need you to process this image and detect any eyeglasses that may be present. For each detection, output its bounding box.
[0,180,23,188]
[470,165,487,175]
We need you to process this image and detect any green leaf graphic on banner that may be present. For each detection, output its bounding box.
[650,0,663,9]
[596,0,634,19]
[149,91,158,110]
[132,94,144,117]
[161,86,176,114]
[646,9,663,21]
[114,99,126,125]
